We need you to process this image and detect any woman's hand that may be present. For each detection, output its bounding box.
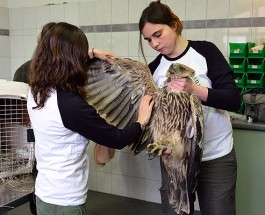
[89,48,117,63]
[167,77,194,94]
[137,95,155,126]
[167,77,208,102]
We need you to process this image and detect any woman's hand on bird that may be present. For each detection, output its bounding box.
[167,77,208,102]
[167,77,195,94]
[137,95,155,126]
[89,48,117,63]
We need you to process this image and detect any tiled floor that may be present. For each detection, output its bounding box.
[86,190,201,215]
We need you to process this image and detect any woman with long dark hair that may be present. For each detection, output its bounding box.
[28,22,154,215]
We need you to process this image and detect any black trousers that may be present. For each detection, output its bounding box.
[160,148,237,215]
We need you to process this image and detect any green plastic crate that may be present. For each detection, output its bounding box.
[247,58,265,73]
[236,87,246,114]
[229,58,247,73]
[248,43,265,58]
[246,73,265,88]
[234,73,246,87]
[229,43,248,58]
[238,101,245,114]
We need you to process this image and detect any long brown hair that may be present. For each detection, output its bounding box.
[37,22,56,43]
[138,0,183,63]
[29,22,89,109]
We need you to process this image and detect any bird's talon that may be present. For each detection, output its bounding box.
[146,143,167,158]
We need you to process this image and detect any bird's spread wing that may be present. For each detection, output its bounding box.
[86,57,157,153]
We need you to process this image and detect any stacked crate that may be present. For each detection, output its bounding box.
[247,43,265,88]
[229,42,265,113]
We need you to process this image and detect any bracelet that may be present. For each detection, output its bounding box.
[92,48,95,58]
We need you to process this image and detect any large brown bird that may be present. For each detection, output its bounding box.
[86,58,204,214]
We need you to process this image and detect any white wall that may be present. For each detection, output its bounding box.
[0,6,10,80]
[7,0,94,8]
[1,0,265,208]
[1,0,265,80]
[0,0,8,7]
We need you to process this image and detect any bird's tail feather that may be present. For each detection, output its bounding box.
[164,159,190,214]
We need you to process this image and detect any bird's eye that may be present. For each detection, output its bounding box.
[179,66,186,71]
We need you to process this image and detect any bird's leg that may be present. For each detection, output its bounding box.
[146,143,167,159]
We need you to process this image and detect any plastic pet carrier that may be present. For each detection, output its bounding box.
[0,79,34,178]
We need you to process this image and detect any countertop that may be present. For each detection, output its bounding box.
[231,119,265,131]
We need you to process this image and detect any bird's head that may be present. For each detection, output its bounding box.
[166,63,195,79]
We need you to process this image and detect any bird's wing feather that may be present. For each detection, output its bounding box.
[187,94,204,193]
[86,57,157,152]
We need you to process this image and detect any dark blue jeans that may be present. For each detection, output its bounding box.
[160,148,237,215]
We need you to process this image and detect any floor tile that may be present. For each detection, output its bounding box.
[86,190,201,215]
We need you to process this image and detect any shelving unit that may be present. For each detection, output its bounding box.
[229,42,265,114]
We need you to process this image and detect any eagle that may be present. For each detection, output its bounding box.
[86,57,204,214]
